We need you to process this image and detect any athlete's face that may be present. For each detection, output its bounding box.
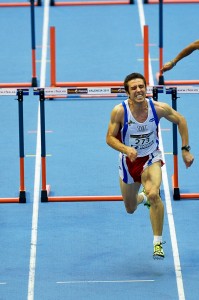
[127,78,146,103]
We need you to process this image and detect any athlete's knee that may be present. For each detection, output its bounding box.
[146,189,160,206]
[124,201,137,214]
[126,207,137,214]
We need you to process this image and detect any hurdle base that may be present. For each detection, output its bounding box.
[158,74,164,85]
[173,187,180,200]
[41,190,48,202]
[19,191,26,203]
[32,77,38,87]
[156,72,165,85]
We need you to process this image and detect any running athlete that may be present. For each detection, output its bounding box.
[106,72,194,259]
[161,40,199,73]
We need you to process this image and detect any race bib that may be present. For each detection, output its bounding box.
[129,132,155,150]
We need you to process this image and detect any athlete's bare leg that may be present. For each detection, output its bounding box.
[119,178,143,214]
[141,161,164,236]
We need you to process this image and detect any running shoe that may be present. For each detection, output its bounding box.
[153,242,165,260]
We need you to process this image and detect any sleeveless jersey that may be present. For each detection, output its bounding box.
[121,98,159,157]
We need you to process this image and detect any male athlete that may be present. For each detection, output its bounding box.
[106,72,194,259]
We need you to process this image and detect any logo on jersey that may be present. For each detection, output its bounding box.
[127,120,136,125]
[149,118,155,122]
[137,125,148,132]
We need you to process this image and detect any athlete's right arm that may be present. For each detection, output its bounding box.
[161,40,199,73]
[106,104,137,162]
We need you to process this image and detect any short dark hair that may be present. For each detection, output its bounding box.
[124,73,146,93]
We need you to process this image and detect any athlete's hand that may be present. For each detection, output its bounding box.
[161,61,174,73]
[126,147,137,163]
[182,151,194,168]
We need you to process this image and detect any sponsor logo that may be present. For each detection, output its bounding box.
[67,88,87,94]
[88,88,110,94]
[137,125,148,131]
[45,88,68,95]
[0,88,17,96]
[111,88,125,93]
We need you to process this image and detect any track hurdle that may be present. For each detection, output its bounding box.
[0,0,38,87]
[49,0,134,6]
[166,85,199,200]
[34,86,162,202]
[50,26,149,89]
[50,26,124,88]
[0,88,28,203]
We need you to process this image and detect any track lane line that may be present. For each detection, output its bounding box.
[27,1,50,299]
[56,279,155,284]
[137,1,185,299]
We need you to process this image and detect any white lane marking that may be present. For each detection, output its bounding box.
[137,1,185,299]
[56,279,155,284]
[27,1,50,300]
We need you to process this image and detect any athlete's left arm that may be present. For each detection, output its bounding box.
[154,101,194,168]
[155,102,188,144]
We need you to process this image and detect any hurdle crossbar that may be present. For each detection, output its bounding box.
[35,86,163,202]
[144,0,199,3]
[164,79,199,86]
[0,83,32,88]
[156,73,199,86]
[50,0,134,6]
[0,0,41,7]
[53,81,125,87]
[0,88,28,203]
[48,195,123,202]
[166,86,199,200]
[144,25,149,85]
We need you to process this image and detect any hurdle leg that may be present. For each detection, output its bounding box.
[144,25,149,85]
[39,89,49,202]
[171,88,180,200]
[50,27,56,87]
[17,90,26,203]
[30,0,37,87]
